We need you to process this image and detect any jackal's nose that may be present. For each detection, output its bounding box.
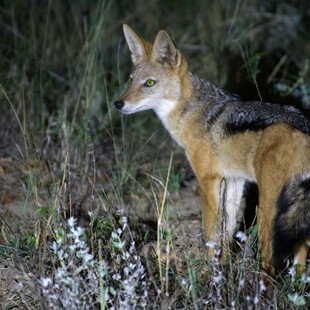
[114,100,125,110]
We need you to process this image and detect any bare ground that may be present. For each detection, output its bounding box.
[0,150,205,307]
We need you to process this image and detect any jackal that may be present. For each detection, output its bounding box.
[115,24,310,277]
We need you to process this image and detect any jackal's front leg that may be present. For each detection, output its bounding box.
[200,176,223,248]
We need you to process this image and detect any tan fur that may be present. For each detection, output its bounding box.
[294,237,310,273]
[115,25,310,278]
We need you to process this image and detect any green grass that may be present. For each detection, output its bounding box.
[0,0,310,308]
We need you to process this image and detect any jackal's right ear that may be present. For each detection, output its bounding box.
[123,24,150,65]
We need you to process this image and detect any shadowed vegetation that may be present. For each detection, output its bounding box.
[0,0,309,308]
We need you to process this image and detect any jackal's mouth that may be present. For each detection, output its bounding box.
[119,104,150,114]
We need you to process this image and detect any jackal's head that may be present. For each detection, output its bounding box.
[114,25,188,118]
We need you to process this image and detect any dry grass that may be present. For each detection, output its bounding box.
[0,0,310,308]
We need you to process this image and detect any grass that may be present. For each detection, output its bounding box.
[0,0,310,308]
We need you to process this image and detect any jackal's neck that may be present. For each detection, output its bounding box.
[189,73,239,105]
[158,73,239,148]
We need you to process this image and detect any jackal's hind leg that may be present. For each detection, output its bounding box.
[257,198,277,277]
[294,237,310,276]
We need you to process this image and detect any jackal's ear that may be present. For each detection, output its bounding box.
[123,24,151,65]
[152,30,181,67]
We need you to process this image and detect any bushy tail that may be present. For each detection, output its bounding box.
[273,170,310,266]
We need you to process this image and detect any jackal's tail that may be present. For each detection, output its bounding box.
[273,170,310,266]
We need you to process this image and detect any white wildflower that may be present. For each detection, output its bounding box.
[238,278,245,290]
[67,217,76,227]
[40,217,149,309]
[206,240,217,248]
[301,274,310,283]
[129,241,135,253]
[214,248,221,257]
[288,266,296,279]
[122,216,128,229]
[254,295,259,304]
[235,231,247,242]
[129,263,136,270]
[41,277,53,287]
[83,253,94,264]
[288,293,307,306]
[73,226,84,238]
[259,280,266,292]
[213,272,222,284]
[112,273,121,280]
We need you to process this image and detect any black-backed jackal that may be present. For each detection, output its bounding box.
[115,25,310,278]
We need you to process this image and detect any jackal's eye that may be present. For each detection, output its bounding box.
[144,79,156,87]
[128,76,133,86]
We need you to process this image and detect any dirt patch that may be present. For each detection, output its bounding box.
[0,153,205,306]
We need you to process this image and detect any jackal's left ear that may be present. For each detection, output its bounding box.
[152,30,181,67]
